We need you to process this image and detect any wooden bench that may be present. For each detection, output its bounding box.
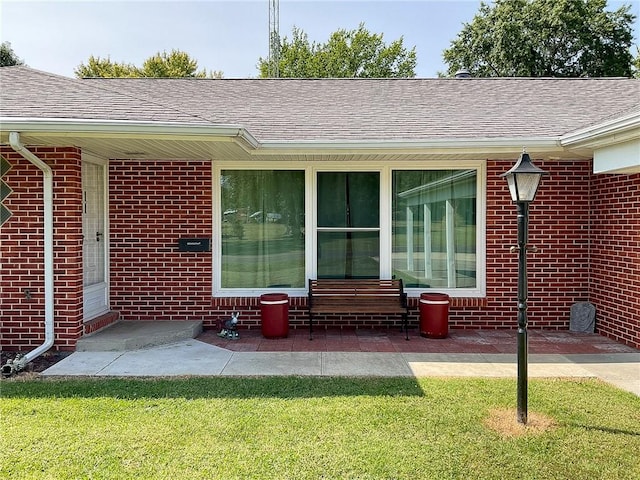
[308,279,409,341]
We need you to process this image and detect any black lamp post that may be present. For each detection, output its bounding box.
[500,149,548,425]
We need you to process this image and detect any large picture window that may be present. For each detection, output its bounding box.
[220,170,305,288]
[392,170,477,289]
[215,163,484,297]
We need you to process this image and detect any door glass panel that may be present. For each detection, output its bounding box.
[82,163,105,287]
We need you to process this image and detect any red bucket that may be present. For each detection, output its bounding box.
[260,293,289,338]
[419,293,450,339]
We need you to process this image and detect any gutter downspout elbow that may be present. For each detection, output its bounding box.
[2,132,55,376]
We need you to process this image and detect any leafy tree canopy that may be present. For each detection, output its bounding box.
[75,49,222,78]
[442,0,636,77]
[1,42,25,67]
[259,23,417,78]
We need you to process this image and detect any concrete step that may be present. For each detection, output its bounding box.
[76,320,203,352]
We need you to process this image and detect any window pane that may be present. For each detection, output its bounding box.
[318,231,380,279]
[221,170,305,288]
[317,172,379,228]
[392,170,477,288]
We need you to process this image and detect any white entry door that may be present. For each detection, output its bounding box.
[82,159,109,320]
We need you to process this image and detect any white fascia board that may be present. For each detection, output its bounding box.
[0,117,260,150]
[593,139,640,174]
[560,110,640,148]
[254,136,562,156]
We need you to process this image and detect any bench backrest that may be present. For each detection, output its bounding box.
[309,279,406,306]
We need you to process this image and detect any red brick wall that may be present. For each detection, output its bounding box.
[0,146,83,351]
[109,160,213,322]
[209,160,595,334]
[3,152,638,350]
[210,297,484,332]
[467,159,592,330]
[105,158,638,348]
[590,173,640,348]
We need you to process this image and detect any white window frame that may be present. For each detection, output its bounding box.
[212,160,486,298]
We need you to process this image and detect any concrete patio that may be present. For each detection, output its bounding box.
[41,322,640,396]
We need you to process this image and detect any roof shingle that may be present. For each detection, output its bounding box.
[2,66,638,142]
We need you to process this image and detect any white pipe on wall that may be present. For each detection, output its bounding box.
[3,132,55,374]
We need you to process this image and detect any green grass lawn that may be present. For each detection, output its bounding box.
[1,377,638,479]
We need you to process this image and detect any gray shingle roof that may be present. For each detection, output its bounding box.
[2,66,638,142]
[0,67,210,125]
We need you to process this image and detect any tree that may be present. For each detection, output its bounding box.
[74,56,138,78]
[75,49,222,78]
[442,0,636,77]
[258,23,417,78]
[0,42,25,67]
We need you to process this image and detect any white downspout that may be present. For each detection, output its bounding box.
[2,132,55,375]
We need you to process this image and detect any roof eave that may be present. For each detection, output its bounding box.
[0,117,260,151]
[253,137,567,159]
[1,117,587,161]
[560,109,640,149]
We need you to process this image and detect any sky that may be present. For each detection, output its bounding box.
[1,0,639,79]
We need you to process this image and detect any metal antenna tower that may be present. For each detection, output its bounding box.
[268,0,280,77]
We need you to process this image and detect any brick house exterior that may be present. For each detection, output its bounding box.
[1,67,638,353]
